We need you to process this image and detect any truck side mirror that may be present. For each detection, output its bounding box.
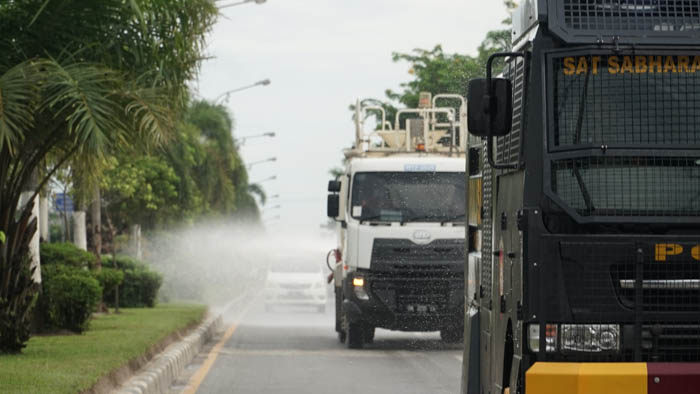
[327,194,340,218]
[328,180,341,192]
[467,78,513,137]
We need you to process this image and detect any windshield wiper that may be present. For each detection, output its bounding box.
[400,215,439,225]
[440,213,466,225]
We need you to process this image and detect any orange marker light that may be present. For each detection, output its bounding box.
[416,143,426,152]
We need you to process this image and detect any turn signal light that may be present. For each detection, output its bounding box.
[353,277,365,287]
[416,143,426,152]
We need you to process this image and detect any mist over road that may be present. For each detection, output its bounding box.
[171,295,463,394]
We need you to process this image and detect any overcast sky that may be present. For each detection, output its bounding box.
[194,1,509,235]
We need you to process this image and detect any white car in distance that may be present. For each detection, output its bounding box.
[265,260,327,313]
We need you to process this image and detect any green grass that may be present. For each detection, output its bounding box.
[0,303,206,394]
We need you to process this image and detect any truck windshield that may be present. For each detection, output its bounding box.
[350,172,465,222]
[549,53,700,217]
[552,53,700,148]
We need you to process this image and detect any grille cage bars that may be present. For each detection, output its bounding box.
[544,241,700,362]
[496,57,526,166]
[563,0,700,32]
[552,54,700,148]
[552,156,700,217]
[481,148,493,304]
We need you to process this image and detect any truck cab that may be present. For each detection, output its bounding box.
[327,93,470,348]
[462,1,700,393]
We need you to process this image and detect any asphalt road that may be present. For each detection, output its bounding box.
[171,296,463,394]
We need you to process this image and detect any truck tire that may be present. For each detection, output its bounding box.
[363,325,375,344]
[346,322,364,349]
[440,326,463,343]
[334,290,342,333]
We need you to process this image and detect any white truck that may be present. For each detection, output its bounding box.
[326,93,468,348]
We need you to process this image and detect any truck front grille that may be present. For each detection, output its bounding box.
[370,274,460,315]
[613,261,700,312]
[635,324,700,362]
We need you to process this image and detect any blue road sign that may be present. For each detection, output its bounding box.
[55,193,74,212]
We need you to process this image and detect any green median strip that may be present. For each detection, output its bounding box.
[0,303,207,394]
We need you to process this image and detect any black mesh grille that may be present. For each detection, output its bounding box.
[638,324,700,361]
[552,53,700,148]
[481,147,493,302]
[496,57,526,166]
[553,240,700,361]
[551,156,700,217]
[562,0,700,32]
[613,261,700,312]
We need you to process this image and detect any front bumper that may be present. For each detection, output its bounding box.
[344,270,463,331]
[526,362,700,394]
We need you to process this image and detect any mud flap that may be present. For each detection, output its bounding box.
[462,307,480,394]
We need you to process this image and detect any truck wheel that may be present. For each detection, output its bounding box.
[440,326,463,343]
[363,325,375,344]
[346,322,364,349]
[334,290,342,333]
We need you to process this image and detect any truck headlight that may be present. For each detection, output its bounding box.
[560,324,620,353]
[528,324,557,353]
[352,276,369,300]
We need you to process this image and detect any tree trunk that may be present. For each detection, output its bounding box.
[39,195,49,243]
[130,224,142,260]
[72,211,87,251]
[91,184,102,269]
[20,171,41,284]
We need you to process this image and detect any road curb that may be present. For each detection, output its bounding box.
[112,314,223,394]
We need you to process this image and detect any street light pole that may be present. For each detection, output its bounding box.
[235,132,275,146]
[253,175,277,184]
[219,0,267,9]
[246,157,277,169]
[214,79,270,104]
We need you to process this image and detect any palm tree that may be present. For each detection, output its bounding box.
[247,183,268,206]
[0,0,217,353]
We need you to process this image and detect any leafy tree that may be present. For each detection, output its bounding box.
[0,0,216,352]
[101,155,181,231]
[99,100,264,232]
[186,101,240,215]
[357,1,516,125]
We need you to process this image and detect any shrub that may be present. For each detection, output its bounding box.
[102,254,142,270]
[42,267,101,333]
[103,255,163,308]
[93,268,124,296]
[40,243,96,269]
